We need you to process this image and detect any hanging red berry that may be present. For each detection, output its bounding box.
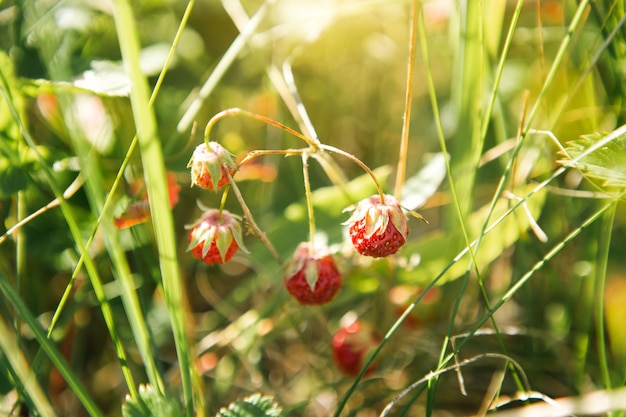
[187,142,237,190]
[344,194,409,258]
[284,242,342,305]
[186,208,247,264]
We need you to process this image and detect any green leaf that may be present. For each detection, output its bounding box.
[215,393,282,417]
[561,131,626,188]
[122,384,183,417]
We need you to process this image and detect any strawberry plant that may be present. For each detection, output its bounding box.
[1,0,626,416]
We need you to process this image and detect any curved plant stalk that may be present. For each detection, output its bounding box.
[204,107,319,150]
[204,108,388,203]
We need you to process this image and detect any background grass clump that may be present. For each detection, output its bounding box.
[1,0,626,416]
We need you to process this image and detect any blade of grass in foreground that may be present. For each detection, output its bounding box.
[0,273,104,417]
[110,0,195,414]
[0,318,56,417]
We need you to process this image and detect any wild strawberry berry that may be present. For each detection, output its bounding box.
[331,321,380,377]
[343,194,409,258]
[186,208,247,264]
[188,142,237,190]
[284,242,342,305]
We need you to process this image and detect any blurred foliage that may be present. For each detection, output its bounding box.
[0,0,626,416]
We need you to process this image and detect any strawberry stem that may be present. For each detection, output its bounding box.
[301,152,316,256]
[320,144,386,205]
[394,0,418,200]
[204,107,319,150]
[237,148,306,167]
[217,185,230,222]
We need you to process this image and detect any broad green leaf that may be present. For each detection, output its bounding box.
[215,393,282,417]
[561,131,626,188]
[397,184,547,285]
[122,384,183,417]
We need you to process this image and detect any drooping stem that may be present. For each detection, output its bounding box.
[321,144,386,205]
[394,0,418,200]
[204,107,319,150]
[301,152,316,256]
[237,148,306,167]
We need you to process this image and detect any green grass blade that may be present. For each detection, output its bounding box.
[0,317,56,417]
[110,0,194,414]
[0,273,104,417]
[595,201,617,389]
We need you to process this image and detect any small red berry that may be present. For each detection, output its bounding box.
[284,242,342,305]
[344,194,409,258]
[186,207,247,264]
[331,321,380,377]
[188,142,237,190]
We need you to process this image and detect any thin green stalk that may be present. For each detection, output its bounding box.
[110,0,193,413]
[301,153,316,254]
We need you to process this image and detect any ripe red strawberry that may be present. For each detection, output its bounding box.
[188,142,237,190]
[344,194,409,258]
[284,242,342,305]
[186,207,247,264]
[331,320,380,377]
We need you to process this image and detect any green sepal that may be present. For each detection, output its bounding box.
[215,226,234,262]
[304,260,319,291]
